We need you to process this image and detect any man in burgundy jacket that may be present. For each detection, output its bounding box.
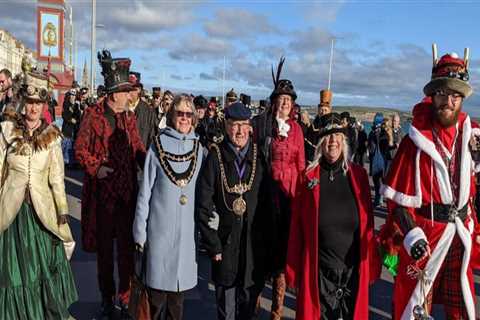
[75,50,146,318]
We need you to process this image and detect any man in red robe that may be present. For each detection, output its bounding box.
[75,50,146,318]
[380,48,480,319]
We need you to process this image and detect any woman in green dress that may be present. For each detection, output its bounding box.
[0,72,78,319]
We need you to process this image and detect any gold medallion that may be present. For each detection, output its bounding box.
[179,194,188,205]
[232,196,247,216]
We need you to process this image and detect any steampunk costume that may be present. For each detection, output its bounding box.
[0,72,78,319]
[129,72,158,149]
[61,91,81,165]
[379,49,480,320]
[75,51,146,314]
[196,103,273,320]
[305,89,333,162]
[253,57,305,320]
[287,113,380,320]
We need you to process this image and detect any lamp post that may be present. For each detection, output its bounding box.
[90,0,96,91]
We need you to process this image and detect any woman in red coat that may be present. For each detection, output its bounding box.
[286,113,380,320]
[266,59,305,320]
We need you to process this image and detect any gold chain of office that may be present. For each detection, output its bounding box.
[155,135,199,189]
[210,143,257,216]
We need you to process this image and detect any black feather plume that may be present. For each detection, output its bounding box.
[272,56,286,88]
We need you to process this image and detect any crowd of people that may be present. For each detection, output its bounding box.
[0,46,479,320]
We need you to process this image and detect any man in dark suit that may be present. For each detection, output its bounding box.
[196,102,273,320]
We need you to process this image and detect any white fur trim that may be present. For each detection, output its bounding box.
[409,125,452,204]
[403,227,428,255]
[408,117,472,209]
[458,117,472,209]
[401,219,476,320]
[401,223,456,320]
[381,149,423,208]
[455,218,475,320]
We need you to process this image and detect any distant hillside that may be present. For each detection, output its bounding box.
[303,105,412,123]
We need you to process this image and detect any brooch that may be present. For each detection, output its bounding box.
[307,178,319,190]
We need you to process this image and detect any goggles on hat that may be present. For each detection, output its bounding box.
[26,85,48,100]
[278,80,294,91]
[447,71,469,81]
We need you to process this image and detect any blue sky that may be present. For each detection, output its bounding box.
[2,0,479,113]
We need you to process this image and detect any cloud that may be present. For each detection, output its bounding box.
[204,8,278,39]
[302,1,346,23]
[168,33,232,61]
[199,72,218,80]
[288,27,352,54]
[103,1,196,33]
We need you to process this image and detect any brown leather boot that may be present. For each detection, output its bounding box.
[271,273,286,320]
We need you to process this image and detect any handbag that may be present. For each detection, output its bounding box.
[128,248,151,320]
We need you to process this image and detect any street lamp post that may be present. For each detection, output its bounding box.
[90,0,96,91]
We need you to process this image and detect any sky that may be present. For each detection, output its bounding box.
[1,0,480,114]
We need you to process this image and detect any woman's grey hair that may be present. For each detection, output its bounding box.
[307,133,350,173]
[166,93,198,129]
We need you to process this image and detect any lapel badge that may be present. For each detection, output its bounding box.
[307,178,319,190]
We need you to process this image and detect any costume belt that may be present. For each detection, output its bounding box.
[418,203,468,223]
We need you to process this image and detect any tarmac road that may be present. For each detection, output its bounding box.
[64,168,479,319]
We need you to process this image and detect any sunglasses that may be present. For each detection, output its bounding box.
[175,111,194,118]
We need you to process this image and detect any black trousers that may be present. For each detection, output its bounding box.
[96,198,135,303]
[149,288,185,320]
[215,283,264,320]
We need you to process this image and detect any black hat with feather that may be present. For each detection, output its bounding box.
[270,57,297,102]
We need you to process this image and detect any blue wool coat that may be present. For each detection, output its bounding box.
[133,127,203,291]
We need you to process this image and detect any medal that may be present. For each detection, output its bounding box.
[232,196,247,216]
[179,194,188,205]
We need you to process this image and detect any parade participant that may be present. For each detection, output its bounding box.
[0,68,13,115]
[253,57,305,320]
[75,50,146,318]
[158,90,174,129]
[380,48,480,320]
[391,113,403,158]
[61,90,81,167]
[368,113,390,207]
[0,71,78,319]
[286,112,379,320]
[97,84,106,99]
[128,71,158,149]
[152,86,162,110]
[225,88,238,107]
[196,102,273,320]
[133,94,203,320]
[193,95,209,146]
[354,122,368,166]
[306,89,333,162]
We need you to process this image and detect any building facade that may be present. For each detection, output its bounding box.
[0,28,34,75]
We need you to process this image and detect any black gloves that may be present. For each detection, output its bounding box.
[411,239,428,260]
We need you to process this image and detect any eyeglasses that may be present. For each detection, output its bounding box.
[434,90,463,102]
[175,111,194,118]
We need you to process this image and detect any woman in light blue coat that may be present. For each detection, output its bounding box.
[133,94,203,320]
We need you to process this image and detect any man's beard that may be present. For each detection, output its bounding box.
[433,104,461,128]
